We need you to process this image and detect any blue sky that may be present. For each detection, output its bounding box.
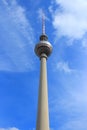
[0,0,87,130]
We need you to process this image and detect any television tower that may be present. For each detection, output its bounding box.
[35,14,52,130]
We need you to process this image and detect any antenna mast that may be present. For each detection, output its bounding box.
[42,13,45,34]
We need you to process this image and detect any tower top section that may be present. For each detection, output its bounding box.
[35,14,52,59]
[40,12,48,41]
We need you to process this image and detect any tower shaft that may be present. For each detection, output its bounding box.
[36,54,49,130]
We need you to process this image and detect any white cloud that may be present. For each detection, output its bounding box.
[3,0,34,42]
[49,69,87,130]
[0,0,35,72]
[2,0,8,5]
[56,61,74,73]
[59,119,87,130]
[50,0,87,39]
[37,8,49,21]
[82,38,87,48]
[0,128,19,130]
[50,81,87,130]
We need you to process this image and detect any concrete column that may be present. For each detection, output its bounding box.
[36,53,49,130]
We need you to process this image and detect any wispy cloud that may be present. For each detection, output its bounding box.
[49,68,87,130]
[37,8,49,21]
[82,37,87,48]
[0,0,35,72]
[56,61,75,73]
[59,119,87,130]
[0,128,19,130]
[49,0,87,40]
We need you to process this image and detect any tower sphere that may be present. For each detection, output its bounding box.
[35,34,52,58]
